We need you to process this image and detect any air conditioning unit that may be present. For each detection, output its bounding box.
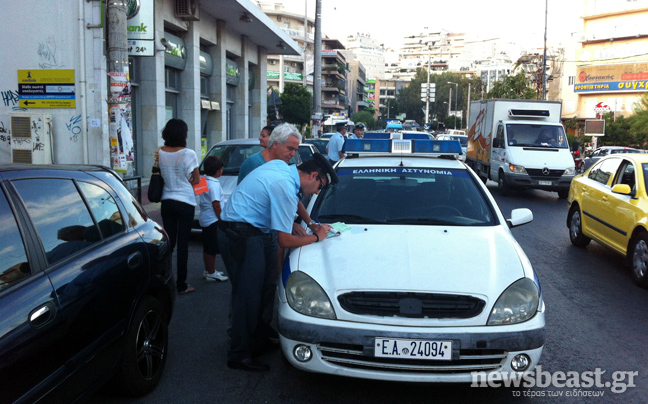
[269,60,277,65]
[10,114,53,164]
[175,0,200,21]
[291,62,297,67]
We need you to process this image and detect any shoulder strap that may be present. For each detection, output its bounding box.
[153,147,162,167]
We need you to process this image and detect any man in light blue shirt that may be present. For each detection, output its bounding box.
[326,122,347,163]
[218,153,337,372]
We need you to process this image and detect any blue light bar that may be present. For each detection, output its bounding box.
[363,132,390,139]
[402,133,429,140]
[343,139,391,153]
[413,140,462,154]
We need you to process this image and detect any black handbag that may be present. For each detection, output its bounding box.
[148,148,164,203]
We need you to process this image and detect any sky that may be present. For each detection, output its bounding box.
[277,0,583,49]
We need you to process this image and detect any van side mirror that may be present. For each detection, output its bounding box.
[492,138,500,148]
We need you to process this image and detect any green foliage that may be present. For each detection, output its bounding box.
[629,93,648,147]
[390,70,483,129]
[564,117,580,130]
[486,72,537,100]
[351,110,376,130]
[278,83,312,126]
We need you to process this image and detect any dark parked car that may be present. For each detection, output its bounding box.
[304,138,329,155]
[0,164,175,403]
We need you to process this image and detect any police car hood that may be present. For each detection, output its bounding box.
[293,225,528,323]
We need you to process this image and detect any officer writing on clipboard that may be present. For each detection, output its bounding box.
[217,153,337,372]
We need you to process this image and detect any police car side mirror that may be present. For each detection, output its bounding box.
[507,208,533,228]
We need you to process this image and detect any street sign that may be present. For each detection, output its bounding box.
[585,119,605,137]
[18,69,76,109]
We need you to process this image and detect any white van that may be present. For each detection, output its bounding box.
[466,99,575,199]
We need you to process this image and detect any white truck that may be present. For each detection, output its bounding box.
[466,99,575,199]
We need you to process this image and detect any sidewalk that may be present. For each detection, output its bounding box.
[139,181,162,224]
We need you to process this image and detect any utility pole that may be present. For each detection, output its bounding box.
[542,0,548,100]
[467,82,471,129]
[107,0,129,174]
[313,0,322,136]
[303,0,308,87]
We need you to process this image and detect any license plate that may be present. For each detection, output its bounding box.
[374,338,452,360]
[538,180,552,186]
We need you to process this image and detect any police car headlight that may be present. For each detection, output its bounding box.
[286,271,336,320]
[508,164,527,174]
[487,278,539,325]
[564,167,576,175]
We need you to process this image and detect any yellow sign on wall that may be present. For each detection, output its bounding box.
[18,69,76,108]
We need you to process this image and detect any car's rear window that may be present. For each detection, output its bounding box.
[314,167,495,226]
[202,144,264,175]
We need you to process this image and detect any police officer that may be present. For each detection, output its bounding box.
[218,153,337,371]
[348,124,364,139]
[326,122,347,164]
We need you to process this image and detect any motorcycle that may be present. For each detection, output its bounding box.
[572,149,584,173]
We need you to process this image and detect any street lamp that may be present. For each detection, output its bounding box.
[447,81,458,129]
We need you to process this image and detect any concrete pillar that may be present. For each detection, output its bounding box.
[179,22,201,155]
[139,8,166,176]
[214,20,228,141]
[234,37,250,139]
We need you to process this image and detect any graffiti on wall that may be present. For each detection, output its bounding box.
[0,121,9,144]
[2,90,19,107]
[38,36,65,69]
[67,114,81,142]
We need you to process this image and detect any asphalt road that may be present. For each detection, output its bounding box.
[93,182,648,404]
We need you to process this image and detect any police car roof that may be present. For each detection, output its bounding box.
[337,155,465,170]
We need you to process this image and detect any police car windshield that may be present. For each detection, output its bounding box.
[314,167,495,226]
[201,144,264,175]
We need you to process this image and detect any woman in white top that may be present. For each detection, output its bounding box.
[158,119,200,295]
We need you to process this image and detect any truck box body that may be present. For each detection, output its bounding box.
[466,99,575,198]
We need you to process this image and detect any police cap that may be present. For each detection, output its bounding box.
[312,152,339,185]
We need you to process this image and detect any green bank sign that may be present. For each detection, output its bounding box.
[127,0,154,40]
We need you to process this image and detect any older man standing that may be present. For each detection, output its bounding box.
[218,145,337,371]
[326,121,347,164]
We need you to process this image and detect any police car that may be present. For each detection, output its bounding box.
[277,135,545,382]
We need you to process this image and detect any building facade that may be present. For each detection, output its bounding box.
[563,0,648,120]
[321,38,349,118]
[1,0,299,178]
[258,2,314,93]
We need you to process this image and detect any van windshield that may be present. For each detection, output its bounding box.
[506,124,568,149]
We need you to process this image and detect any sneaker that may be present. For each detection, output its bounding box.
[204,270,227,278]
[205,271,228,282]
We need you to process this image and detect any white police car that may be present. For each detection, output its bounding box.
[277,135,545,382]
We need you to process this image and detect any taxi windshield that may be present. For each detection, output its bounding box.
[314,167,495,226]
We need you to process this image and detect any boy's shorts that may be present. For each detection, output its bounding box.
[202,222,220,255]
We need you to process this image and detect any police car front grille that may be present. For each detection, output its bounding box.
[338,292,485,318]
[525,168,565,179]
[318,343,506,373]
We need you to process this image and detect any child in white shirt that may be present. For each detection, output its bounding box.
[199,156,228,282]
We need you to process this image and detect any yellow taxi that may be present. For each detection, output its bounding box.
[567,152,648,287]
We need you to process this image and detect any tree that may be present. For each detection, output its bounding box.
[351,110,376,130]
[486,72,536,100]
[278,83,312,126]
[629,93,648,148]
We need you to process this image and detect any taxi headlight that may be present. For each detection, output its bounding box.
[285,271,336,320]
[488,278,539,325]
[564,167,576,176]
[508,164,527,174]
